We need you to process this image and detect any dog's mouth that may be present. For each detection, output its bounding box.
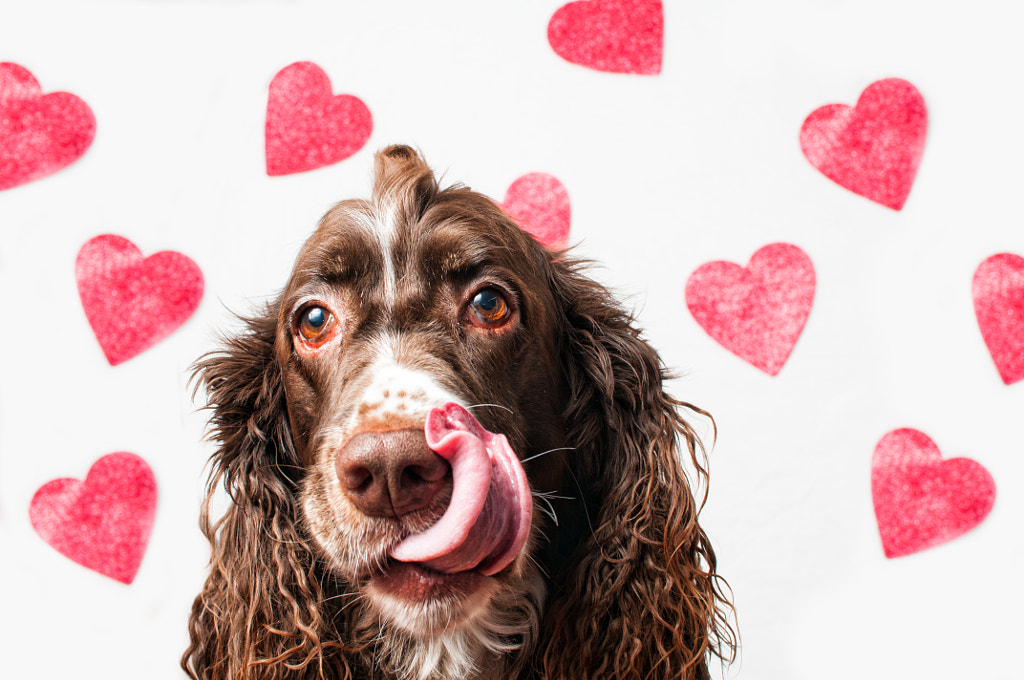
[371,559,486,603]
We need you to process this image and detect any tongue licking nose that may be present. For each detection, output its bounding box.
[388,403,532,575]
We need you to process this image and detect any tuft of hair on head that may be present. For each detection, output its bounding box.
[372,145,440,226]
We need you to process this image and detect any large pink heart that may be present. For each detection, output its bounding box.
[76,234,204,365]
[265,61,373,176]
[547,0,663,75]
[800,78,927,210]
[0,61,95,191]
[499,173,571,250]
[871,429,996,559]
[30,453,158,584]
[973,253,1024,385]
[685,243,815,376]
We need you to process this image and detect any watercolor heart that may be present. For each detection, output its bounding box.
[499,173,571,249]
[685,243,815,376]
[265,61,373,176]
[30,452,158,584]
[800,78,927,210]
[0,61,96,191]
[548,0,663,75]
[76,234,204,366]
[871,429,996,559]
[973,253,1024,385]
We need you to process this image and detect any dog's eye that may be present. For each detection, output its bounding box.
[466,288,512,329]
[297,305,335,344]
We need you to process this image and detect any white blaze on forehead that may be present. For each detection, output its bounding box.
[371,198,401,307]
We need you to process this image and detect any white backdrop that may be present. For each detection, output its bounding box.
[1,1,1022,678]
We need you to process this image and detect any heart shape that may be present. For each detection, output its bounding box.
[871,429,996,559]
[499,173,571,249]
[265,61,373,176]
[685,243,815,376]
[547,0,663,75]
[30,452,158,584]
[0,61,96,191]
[800,78,927,210]
[973,253,1024,385]
[76,234,204,365]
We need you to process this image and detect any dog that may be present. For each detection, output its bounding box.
[182,145,735,680]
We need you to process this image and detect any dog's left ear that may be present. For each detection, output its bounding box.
[537,257,737,680]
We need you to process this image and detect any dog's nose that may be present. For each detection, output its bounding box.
[336,429,450,518]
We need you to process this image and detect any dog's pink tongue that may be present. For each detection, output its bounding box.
[388,403,531,576]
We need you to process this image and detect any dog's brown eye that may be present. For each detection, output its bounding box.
[467,288,512,329]
[297,305,334,343]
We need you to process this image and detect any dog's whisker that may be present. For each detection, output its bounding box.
[465,402,514,414]
[520,446,576,464]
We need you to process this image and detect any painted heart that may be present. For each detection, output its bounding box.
[0,61,96,191]
[685,243,815,376]
[499,173,571,249]
[973,253,1024,385]
[265,61,373,176]
[800,78,927,210]
[76,234,204,365]
[871,429,996,559]
[547,0,663,75]
[30,452,158,584]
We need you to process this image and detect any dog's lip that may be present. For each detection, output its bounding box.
[370,560,485,602]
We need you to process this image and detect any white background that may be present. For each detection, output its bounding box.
[1,1,1022,678]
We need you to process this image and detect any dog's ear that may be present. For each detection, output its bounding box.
[538,258,737,680]
[372,144,439,222]
[182,304,354,679]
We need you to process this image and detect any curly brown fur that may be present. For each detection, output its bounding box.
[182,145,736,680]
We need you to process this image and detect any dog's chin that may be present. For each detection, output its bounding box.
[366,561,501,635]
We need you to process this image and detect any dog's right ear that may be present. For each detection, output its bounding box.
[372,144,438,223]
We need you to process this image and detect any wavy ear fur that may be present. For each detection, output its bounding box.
[538,258,737,680]
[181,305,355,680]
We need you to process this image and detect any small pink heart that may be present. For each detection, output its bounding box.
[973,253,1024,385]
[265,61,373,176]
[499,173,571,249]
[547,0,663,75]
[76,234,204,365]
[685,243,815,376]
[0,62,96,191]
[30,453,158,584]
[871,429,996,559]
[800,78,927,210]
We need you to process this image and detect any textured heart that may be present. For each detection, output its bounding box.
[265,61,373,176]
[30,452,158,584]
[973,253,1024,385]
[800,78,927,210]
[871,429,996,559]
[0,61,96,191]
[499,173,571,249]
[76,234,204,365]
[685,243,815,376]
[547,0,663,75]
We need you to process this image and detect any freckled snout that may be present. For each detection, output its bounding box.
[336,429,451,518]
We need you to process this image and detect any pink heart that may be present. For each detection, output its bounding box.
[0,62,96,191]
[499,173,571,250]
[685,243,815,376]
[547,0,663,75]
[76,234,204,365]
[265,61,373,176]
[800,78,927,210]
[871,429,996,559]
[973,253,1024,385]
[30,453,158,584]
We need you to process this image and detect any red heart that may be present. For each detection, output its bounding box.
[685,243,815,376]
[499,173,571,249]
[871,429,996,559]
[547,0,663,75]
[30,453,158,584]
[973,253,1024,385]
[800,78,927,210]
[265,61,373,176]
[0,62,96,191]
[76,234,204,365]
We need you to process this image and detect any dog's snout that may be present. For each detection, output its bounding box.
[336,429,450,518]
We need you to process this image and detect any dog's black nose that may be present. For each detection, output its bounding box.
[335,428,450,518]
